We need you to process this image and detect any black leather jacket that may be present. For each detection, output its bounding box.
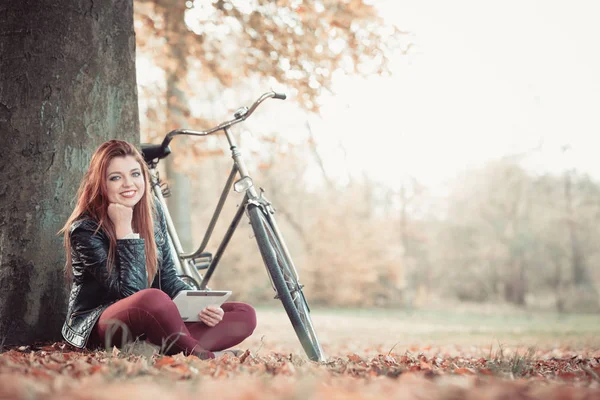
[61,203,191,348]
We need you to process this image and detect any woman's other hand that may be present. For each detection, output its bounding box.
[198,305,224,327]
[108,203,134,239]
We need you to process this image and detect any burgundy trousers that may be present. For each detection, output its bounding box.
[88,288,256,358]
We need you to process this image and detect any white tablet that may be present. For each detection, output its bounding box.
[172,290,232,322]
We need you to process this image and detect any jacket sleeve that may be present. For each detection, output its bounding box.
[155,203,192,298]
[70,222,148,299]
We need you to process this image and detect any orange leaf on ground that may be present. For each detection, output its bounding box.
[173,364,192,374]
[89,365,104,374]
[40,343,65,352]
[29,368,53,380]
[420,360,432,370]
[154,356,176,367]
[454,368,475,375]
[239,350,252,363]
[558,371,578,380]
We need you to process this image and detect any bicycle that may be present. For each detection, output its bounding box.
[140,92,326,362]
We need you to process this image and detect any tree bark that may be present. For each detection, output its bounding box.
[0,0,139,345]
[159,0,193,251]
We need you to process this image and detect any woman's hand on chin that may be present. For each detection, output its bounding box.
[108,203,134,239]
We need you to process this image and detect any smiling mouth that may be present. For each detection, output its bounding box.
[120,191,137,198]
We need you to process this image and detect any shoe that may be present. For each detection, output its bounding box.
[122,340,161,358]
[213,349,244,358]
[192,349,215,360]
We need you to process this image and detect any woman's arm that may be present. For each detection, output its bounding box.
[71,221,148,298]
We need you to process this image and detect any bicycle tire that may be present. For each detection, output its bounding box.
[247,204,325,362]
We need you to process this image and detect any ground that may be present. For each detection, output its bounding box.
[1,306,599,399]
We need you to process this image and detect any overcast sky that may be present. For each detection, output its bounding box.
[310,0,600,190]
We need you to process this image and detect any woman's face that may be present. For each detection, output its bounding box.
[105,155,145,208]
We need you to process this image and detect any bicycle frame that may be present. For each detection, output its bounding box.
[148,97,302,290]
[144,91,325,361]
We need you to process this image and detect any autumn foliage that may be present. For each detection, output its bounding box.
[2,308,600,399]
[1,342,599,399]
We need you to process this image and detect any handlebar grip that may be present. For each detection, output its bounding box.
[273,92,287,100]
[160,134,174,151]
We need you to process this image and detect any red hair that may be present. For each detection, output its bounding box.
[59,140,158,285]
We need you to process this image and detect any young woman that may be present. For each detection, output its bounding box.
[59,140,256,359]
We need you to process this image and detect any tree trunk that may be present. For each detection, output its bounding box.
[160,0,193,251]
[504,258,526,306]
[0,0,139,345]
[564,170,587,285]
[552,258,565,313]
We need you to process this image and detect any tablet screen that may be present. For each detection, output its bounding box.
[172,290,232,322]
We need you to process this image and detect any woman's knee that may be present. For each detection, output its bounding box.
[225,302,257,336]
[130,288,174,315]
[243,304,257,333]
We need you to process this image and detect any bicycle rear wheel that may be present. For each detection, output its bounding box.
[247,204,325,362]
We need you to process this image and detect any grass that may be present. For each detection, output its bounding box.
[240,305,600,361]
[485,344,537,376]
[1,306,599,399]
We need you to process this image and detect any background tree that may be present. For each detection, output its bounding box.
[132,0,403,251]
[431,159,600,312]
[131,1,599,311]
[0,0,139,345]
[136,0,401,133]
[130,0,405,299]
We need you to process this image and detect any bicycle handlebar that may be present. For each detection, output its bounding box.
[159,91,286,150]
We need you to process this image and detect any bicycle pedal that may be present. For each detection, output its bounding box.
[194,261,210,270]
[193,252,212,271]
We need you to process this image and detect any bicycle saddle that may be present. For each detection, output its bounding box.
[141,143,171,164]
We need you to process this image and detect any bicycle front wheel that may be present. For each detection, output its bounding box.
[247,204,325,362]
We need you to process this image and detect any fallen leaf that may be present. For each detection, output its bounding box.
[420,360,432,370]
[454,368,475,375]
[239,350,252,363]
[154,356,176,367]
[558,371,578,380]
